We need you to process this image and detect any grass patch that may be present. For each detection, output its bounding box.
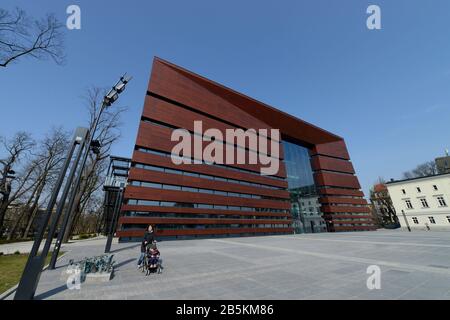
[0,251,64,294]
[71,233,97,240]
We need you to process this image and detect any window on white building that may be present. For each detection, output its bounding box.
[417,187,421,193]
[402,189,406,195]
[412,217,419,224]
[447,216,450,223]
[428,216,436,224]
[420,198,429,208]
[437,196,447,207]
[433,185,438,191]
[405,200,413,209]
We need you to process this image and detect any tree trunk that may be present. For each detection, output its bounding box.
[22,204,40,239]
[6,181,41,240]
[6,207,27,240]
[0,198,10,235]
[21,181,45,238]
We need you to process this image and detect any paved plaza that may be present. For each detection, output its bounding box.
[5,230,450,300]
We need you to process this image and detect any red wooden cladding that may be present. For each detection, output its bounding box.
[149,60,279,134]
[322,214,373,220]
[132,150,288,189]
[328,220,375,225]
[310,140,350,160]
[310,155,355,174]
[136,121,286,178]
[142,95,285,159]
[319,196,368,205]
[117,227,294,238]
[121,205,292,218]
[119,216,291,225]
[333,225,377,231]
[128,167,290,200]
[320,205,371,214]
[314,172,362,189]
[149,58,341,145]
[119,57,375,239]
[124,186,291,210]
[318,187,365,197]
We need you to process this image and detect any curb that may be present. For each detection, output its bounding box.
[0,251,68,300]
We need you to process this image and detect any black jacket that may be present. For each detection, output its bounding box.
[143,231,155,244]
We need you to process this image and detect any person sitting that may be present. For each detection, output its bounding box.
[148,242,160,268]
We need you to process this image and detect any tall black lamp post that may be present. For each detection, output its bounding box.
[48,75,132,270]
[14,75,131,300]
[14,127,89,300]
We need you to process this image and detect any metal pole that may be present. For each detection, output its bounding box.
[105,188,123,253]
[48,130,89,269]
[401,210,411,232]
[54,102,107,249]
[14,128,87,300]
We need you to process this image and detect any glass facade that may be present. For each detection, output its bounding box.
[282,141,326,233]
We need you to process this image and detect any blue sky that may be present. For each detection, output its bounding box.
[1,0,450,197]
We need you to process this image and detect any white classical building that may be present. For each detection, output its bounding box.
[386,173,450,231]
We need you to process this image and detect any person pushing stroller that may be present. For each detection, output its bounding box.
[137,225,155,268]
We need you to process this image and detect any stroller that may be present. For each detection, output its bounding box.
[142,241,162,276]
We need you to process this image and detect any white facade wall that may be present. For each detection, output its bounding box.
[386,174,450,231]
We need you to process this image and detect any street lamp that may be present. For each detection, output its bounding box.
[14,74,131,300]
[47,74,132,271]
[14,127,89,300]
[104,75,131,106]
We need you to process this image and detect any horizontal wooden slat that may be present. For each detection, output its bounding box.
[124,186,291,210]
[143,96,284,159]
[121,205,291,218]
[314,172,361,189]
[310,140,350,160]
[320,205,371,214]
[136,121,286,178]
[311,156,355,174]
[128,167,290,200]
[131,150,288,189]
[319,196,367,205]
[322,214,374,220]
[332,225,377,231]
[119,216,291,225]
[117,227,294,238]
[318,188,365,197]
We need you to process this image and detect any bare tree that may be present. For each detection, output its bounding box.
[72,195,104,236]
[402,161,437,179]
[0,132,34,234]
[0,7,65,68]
[62,87,126,242]
[5,127,69,239]
[369,177,398,226]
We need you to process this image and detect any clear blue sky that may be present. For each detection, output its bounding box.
[1,0,450,197]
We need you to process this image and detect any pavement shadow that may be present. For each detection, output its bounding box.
[115,258,136,270]
[110,243,140,254]
[53,263,70,270]
[34,284,68,300]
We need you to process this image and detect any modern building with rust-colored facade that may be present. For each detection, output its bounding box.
[117,57,375,241]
